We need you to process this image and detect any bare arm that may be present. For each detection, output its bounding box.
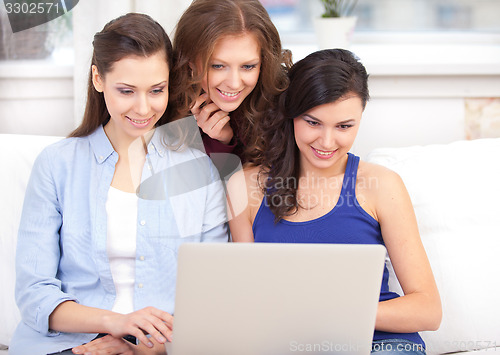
[49,301,173,349]
[227,166,263,242]
[368,166,442,332]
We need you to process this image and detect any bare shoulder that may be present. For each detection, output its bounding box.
[356,161,408,220]
[357,160,405,194]
[227,164,266,215]
[228,164,264,193]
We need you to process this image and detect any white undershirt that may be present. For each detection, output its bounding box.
[106,186,138,314]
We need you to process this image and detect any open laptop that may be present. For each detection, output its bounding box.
[167,243,386,355]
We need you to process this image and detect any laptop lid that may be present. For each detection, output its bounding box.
[169,243,386,355]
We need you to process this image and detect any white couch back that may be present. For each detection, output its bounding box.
[368,138,500,355]
[0,134,63,347]
[2,134,500,353]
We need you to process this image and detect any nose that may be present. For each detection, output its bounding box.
[226,68,242,90]
[320,127,336,149]
[134,93,150,117]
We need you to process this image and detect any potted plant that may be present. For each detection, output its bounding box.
[314,0,358,49]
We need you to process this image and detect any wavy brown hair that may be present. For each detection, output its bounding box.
[169,0,291,163]
[69,13,173,138]
[260,49,370,222]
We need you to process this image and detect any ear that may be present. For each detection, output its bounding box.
[92,65,104,92]
[188,62,195,78]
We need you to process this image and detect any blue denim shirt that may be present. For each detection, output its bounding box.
[10,125,228,354]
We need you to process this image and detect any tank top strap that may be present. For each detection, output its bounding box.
[341,152,360,199]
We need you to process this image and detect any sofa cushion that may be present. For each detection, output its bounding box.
[367,138,500,355]
[0,134,63,347]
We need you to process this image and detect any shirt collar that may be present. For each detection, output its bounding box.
[89,125,167,163]
[148,128,166,158]
[88,125,115,164]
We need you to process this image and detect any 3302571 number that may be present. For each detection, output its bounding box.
[5,2,61,14]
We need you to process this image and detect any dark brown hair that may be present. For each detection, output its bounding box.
[260,49,370,222]
[169,0,291,163]
[69,13,173,138]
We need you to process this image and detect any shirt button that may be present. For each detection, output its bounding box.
[99,155,104,161]
[138,283,143,288]
[140,220,146,226]
[139,255,145,261]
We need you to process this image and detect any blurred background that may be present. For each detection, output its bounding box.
[1,0,499,157]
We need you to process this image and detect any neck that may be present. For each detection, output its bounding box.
[104,122,154,157]
[299,153,349,181]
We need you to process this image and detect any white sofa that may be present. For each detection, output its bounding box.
[1,134,499,354]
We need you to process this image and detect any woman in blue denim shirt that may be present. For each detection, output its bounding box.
[11,13,228,355]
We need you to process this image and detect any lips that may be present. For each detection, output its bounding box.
[311,147,337,159]
[217,88,242,101]
[126,116,153,127]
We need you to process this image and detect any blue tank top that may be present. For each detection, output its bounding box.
[253,153,424,346]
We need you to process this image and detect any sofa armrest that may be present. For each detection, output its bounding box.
[0,134,63,348]
[367,138,500,355]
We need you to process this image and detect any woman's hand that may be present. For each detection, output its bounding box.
[103,307,173,349]
[72,335,134,355]
[72,334,168,355]
[49,302,173,351]
[191,93,233,144]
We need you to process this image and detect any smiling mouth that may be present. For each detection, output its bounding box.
[312,147,337,156]
[127,116,152,124]
[218,89,241,98]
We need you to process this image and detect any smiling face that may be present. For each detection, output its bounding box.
[293,94,364,176]
[200,33,261,113]
[92,51,169,146]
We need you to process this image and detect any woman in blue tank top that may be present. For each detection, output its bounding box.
[228,49,442,354]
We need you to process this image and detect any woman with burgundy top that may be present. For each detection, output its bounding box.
[170,0,291,165]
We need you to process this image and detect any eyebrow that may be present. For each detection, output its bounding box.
[116,80,168,88]
[303,114,356,125]
[210,58,260,64]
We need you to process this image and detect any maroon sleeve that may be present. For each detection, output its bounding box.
[201,130,238,156]
[200,129,246,172]
[201,129,245,159]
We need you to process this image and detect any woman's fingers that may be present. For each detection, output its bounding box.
[191,93,209,116]
[198,107,233,143]
[119,307,174,347]
[191,93,234,143]
[142,308,173,343]
[72,335,133,355]
[195,102,222,126]
[210,114,231,132]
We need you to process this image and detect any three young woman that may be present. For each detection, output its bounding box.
[13,4,441,355]
[229,49,442,353]
[12,13,227,355]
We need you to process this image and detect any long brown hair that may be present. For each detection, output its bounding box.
[260,49,370,222]
[170,0,291,163]
[69,13,173,138]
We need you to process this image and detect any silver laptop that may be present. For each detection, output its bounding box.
[168,243,386,355]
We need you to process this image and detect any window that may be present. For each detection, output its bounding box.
[0,4,73,62]
[261,0,500,35]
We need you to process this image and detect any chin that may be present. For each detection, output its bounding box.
[215,100,242,113]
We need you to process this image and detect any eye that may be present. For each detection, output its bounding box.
[243,64,257,70]
[338,124,353,130]
[151,88,165,95]
[211,64,224,70]
[118,89,134,95]
[304,119,320,127]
